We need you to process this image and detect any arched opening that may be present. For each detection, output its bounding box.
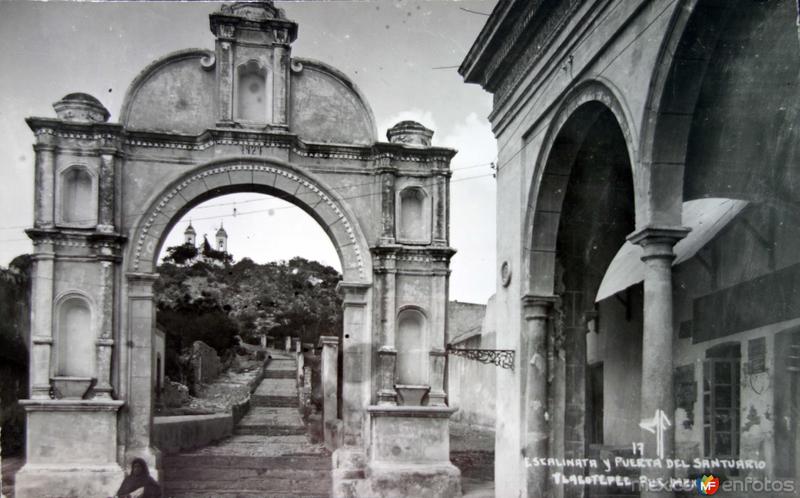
[533,101,637,474]
[397,186,430,243]
[60,166,94,226]
[154,191,342,395]
[56,296,94,377]
[236,60,269,123]
[396,308,428,385]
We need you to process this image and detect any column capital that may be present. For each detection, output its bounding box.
[627,225,690,246]
[521,294,558,320]
[337,281,370,305]
[125,272,159,283]
[319,335,340,348]
[627,225,690,261]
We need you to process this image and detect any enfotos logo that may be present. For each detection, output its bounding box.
[696,475,721,495]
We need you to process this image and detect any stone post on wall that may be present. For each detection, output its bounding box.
[628,226,688,498]
[320,335,341,450]
[331,282,371,495]
[124,272,162,474]
[522,295,558,498]
[285,336,292,352]
[296,339,305,388]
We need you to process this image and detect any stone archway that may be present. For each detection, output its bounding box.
[521,82,639,497]
[17,3,460,497]
[128,159,371,279]
[122,157,374,474]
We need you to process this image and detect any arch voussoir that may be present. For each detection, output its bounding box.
[129,159,370,283]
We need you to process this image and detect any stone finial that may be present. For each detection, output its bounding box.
[220,1,285,21]
[211,1,297,43]
[53,93,110,123]
[386,121,434,147]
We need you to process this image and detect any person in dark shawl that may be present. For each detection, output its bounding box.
[113,458,161,498]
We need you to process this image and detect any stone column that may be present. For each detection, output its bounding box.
[433,173,447,245]
[337,282,370,446]
[379,172,396,244]
[272,42,289,125]
[94,260,115,399]
[33,144,55,228]
[29,250,55,399]
[97,154,116,233]
[124,272,161,474]
[377,261,397,405]
[320,335,340,449]
[215,24,235,125]
[522,295,557,498]
[628,227,688,498]
[428,270,449,406]
[285,336,292,352]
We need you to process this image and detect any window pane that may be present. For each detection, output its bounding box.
[714,361,732,384]
[714,410,732,432]
[715,432,732,456]
[714,385,732,407]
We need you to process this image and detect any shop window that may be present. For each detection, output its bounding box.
[703,343,741,458]
[396,308,428,385]
[60,166,95,226]
[56,296,95,377]
[398,187,429,243]
[236,60,269,123]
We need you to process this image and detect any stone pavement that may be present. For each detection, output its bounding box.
[163,350,331,497]
[450,423,495,497]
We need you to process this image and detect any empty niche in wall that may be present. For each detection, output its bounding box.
[56,296,95,378]
[236,59,270,123]
[396,308,428,385]
[398,187,430,243]
[60,165,95,226]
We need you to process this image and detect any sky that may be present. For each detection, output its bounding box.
[0,0,498,304]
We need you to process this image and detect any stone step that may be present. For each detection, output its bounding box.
[163,476,331,493]
[254,378,297,396]
[264,369,296,379]
[164,454,330,470]
[165,492,328,498]
[251,394,297,407]
[235,425,307,436]
[164,467,331,481]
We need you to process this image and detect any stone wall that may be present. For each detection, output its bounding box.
[152,413,233,454]
[447,297,495,429]
[191,341,221,384]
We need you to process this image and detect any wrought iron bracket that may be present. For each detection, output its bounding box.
[446,345,515,370]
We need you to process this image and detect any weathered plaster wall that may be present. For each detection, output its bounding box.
[290,60,376,145]
[588,287,643,447]
[447,299,496,429]
[123,51,217,134]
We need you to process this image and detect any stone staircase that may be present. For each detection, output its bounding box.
[163,351,331,498]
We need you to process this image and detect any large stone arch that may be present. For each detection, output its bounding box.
[523,80,638,297]
[19,4,460,497]
[127,157,372,282]
[638,0,731,226]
